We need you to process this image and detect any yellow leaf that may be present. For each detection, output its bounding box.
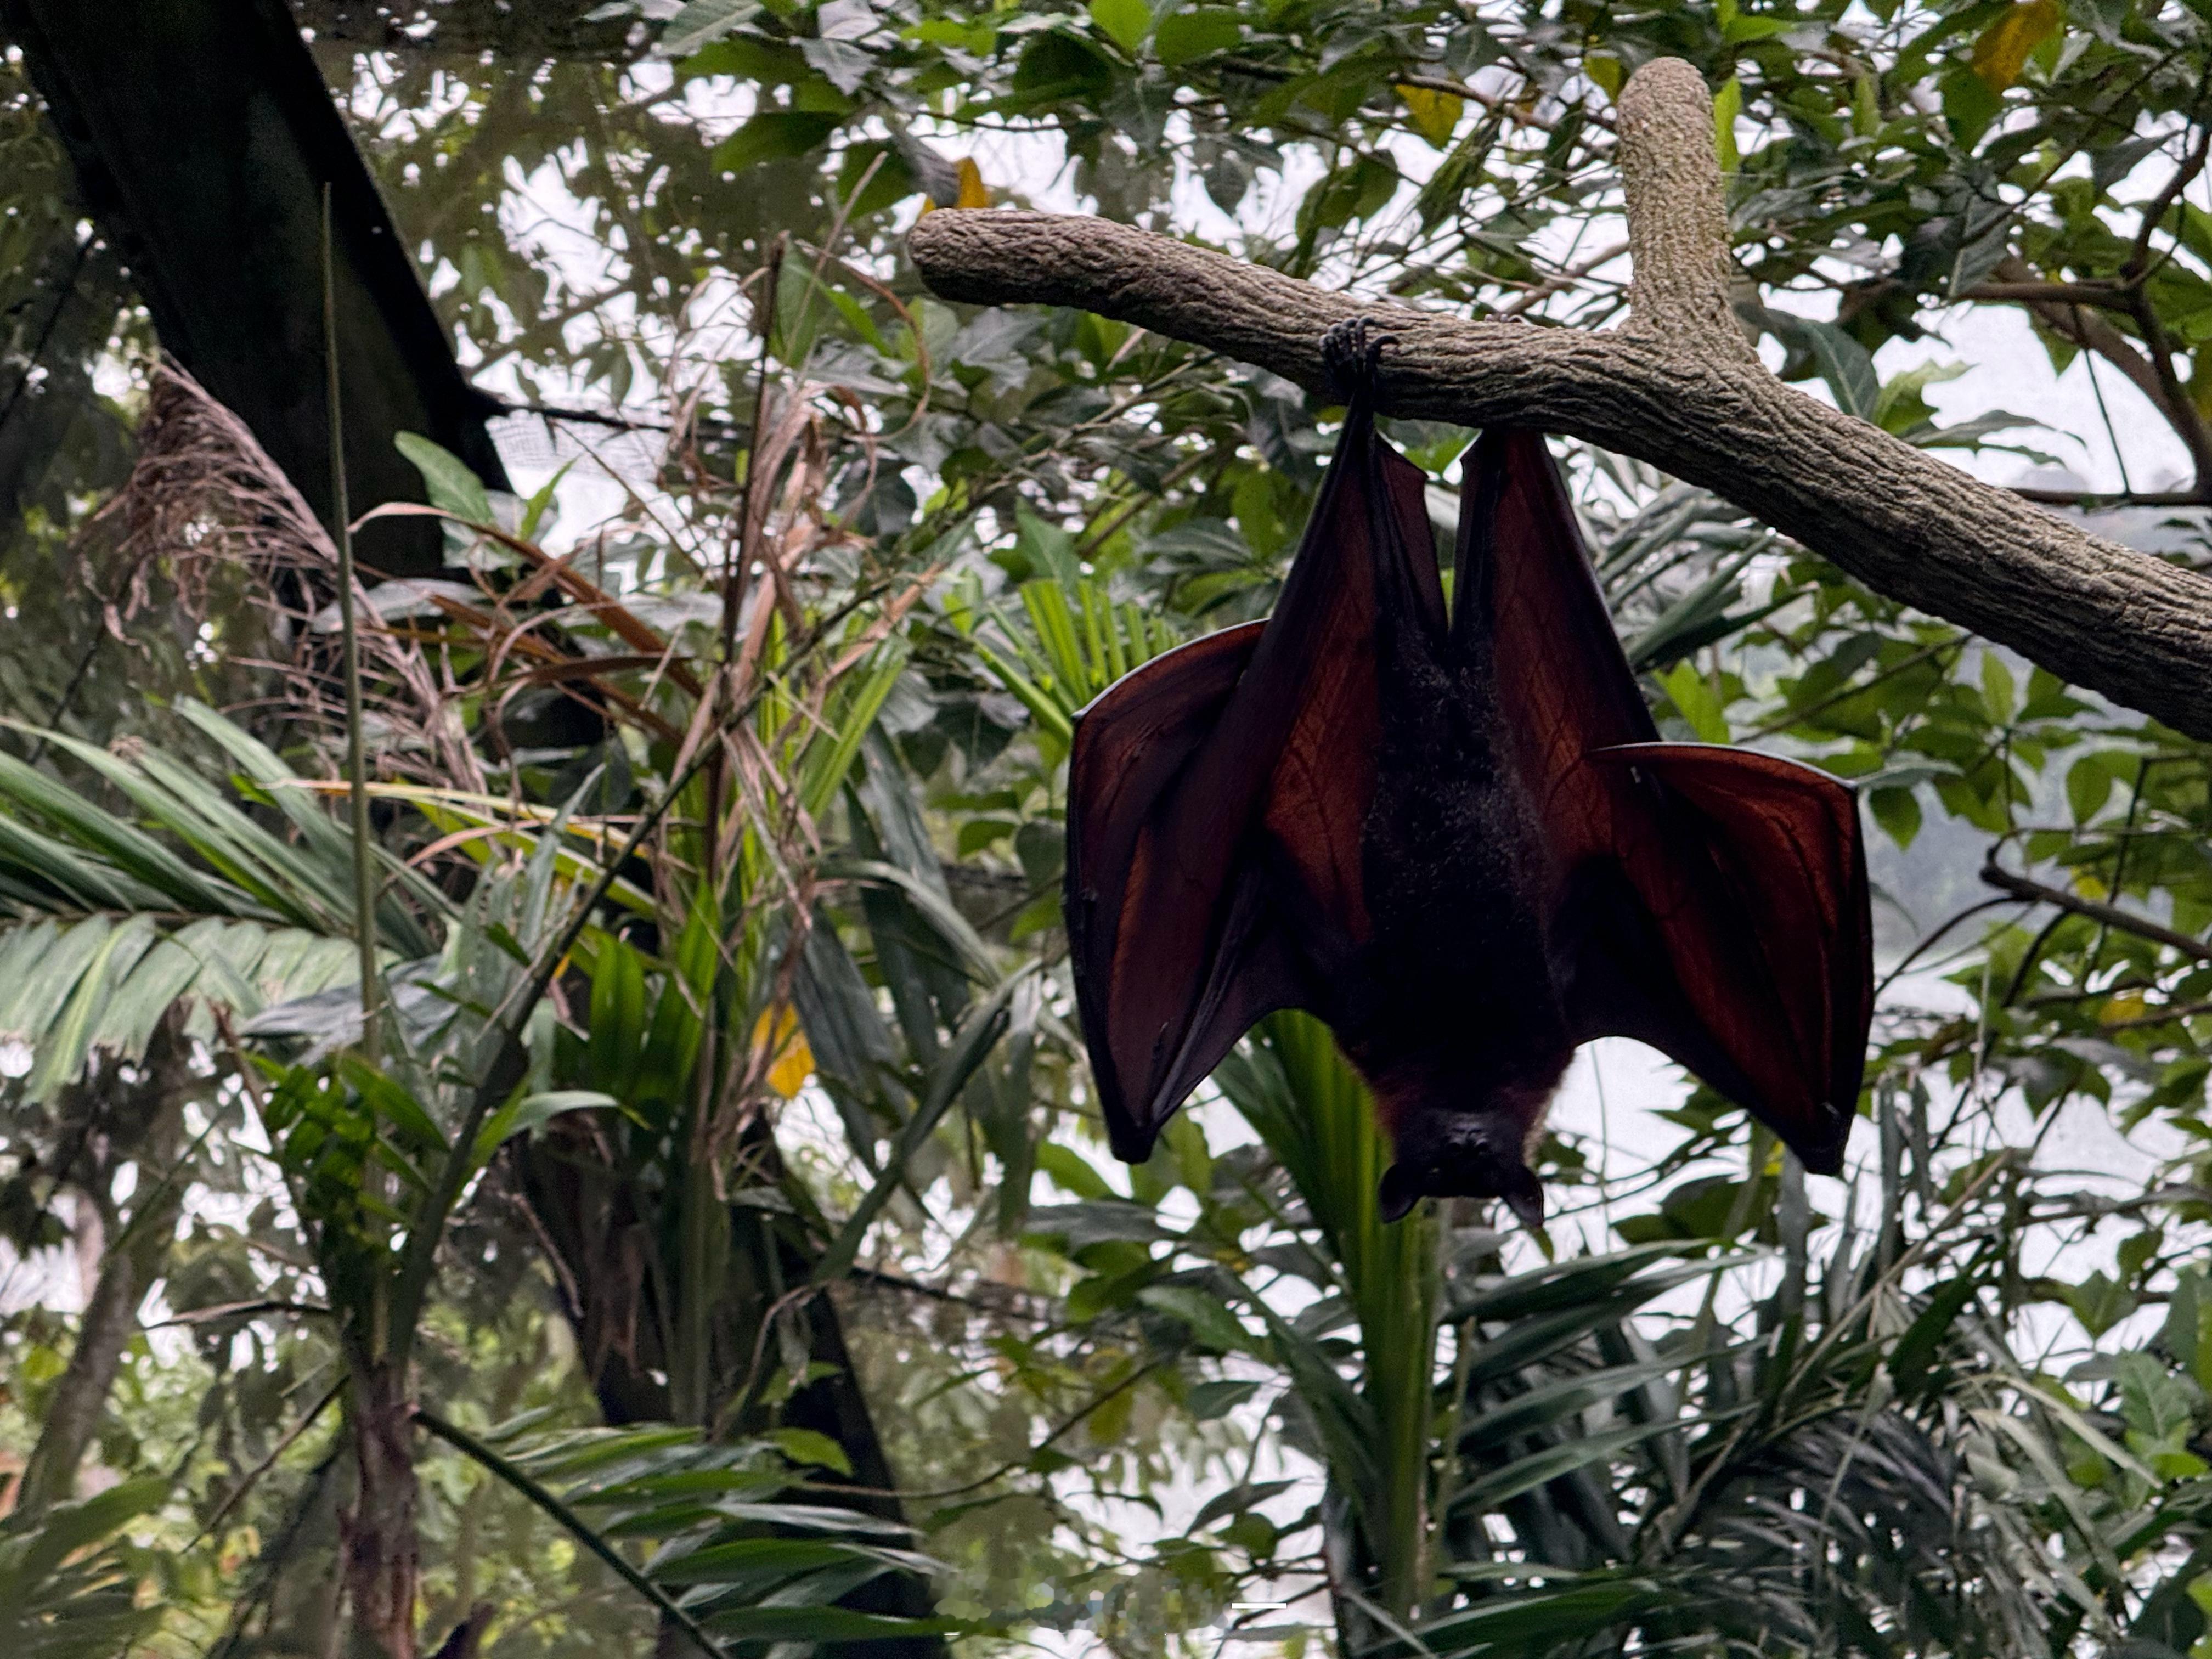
[1396,83,1464,149]
[917,157,990,215]
[751,1006,815,1098]
[955,156,990,209]
[1971,0,2061,92]
[2074,872,2109,900]
[2102,992,2148,1025]
[1584,53,1624,102]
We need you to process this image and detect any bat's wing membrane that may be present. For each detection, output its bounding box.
[1066,404,1440,1161]
[1577,743,1871,1172]
[1463,431,1872,1173]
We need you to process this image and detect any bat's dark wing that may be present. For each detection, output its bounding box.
[1462,431,1873,1173]
[1066,398,1438,1163]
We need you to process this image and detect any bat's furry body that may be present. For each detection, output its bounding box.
[1065,321,1874,1222]
[1341,505,1571,1221]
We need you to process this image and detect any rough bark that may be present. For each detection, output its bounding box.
[906,57,2212,744]
[343,1359,421,1659]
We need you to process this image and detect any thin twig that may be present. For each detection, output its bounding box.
[1978,855,2212,962]
[809,1358,1170,1505]
[192,1382,344,1546]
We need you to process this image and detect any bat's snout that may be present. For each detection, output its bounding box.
[1376,1109,1545,1229]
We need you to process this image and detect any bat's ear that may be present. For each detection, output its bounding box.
[1376,1163,1423,1224]
[1500,1165,1545,1234]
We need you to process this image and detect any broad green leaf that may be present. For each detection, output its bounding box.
[471,1090,622,1169]
[712,111,844,172]
[1157,8,1240,67]
[1087,0,1150,55]
[769,1426,855,1474]
[2068,756,2114,823]
[659,0,762,57]
[587,935,649,1095]
[395,432,494,524]
[1712,76,1742,172]
[1657,662,1730,743]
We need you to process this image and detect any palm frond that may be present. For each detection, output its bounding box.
[0,701,447,1096]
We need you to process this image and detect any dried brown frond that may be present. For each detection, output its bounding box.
[109,359,484,791]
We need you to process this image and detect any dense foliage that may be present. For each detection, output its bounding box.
[9,0,2212,1655]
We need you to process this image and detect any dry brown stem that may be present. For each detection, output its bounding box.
[906,57,2212,743]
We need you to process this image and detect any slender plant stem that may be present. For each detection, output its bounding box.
[193,1381,343,1547]
[323,184,381,1053]
[412,1408,723,1659]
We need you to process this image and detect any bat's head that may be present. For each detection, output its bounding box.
[1376,1090,1549,1229]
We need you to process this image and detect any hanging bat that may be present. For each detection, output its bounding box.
[1063,320,1872,1224]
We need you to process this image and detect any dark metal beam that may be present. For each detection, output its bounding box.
[4,0,509,578]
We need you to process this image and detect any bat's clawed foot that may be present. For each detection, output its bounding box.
[1322,315,1395,405]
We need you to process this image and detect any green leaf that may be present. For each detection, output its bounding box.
[703,1609,965,1641]
[1186,1379,1263,1421]
[1657,662,1730,743]
[712,110,844,172]
[1712,76,1742,172]
[1451,1418,1719,1514]
[1788,318,1880,420]
[1036,1141,1115,1199]
[471,1089,621,1169]
[6,1476,167,1585]
[395,432,494,525]
[1980,651,2018,721]
[659,0,762,57]
[769,1426,856,1475]
[1395,81,1463,147]
[586,935,649,1095]
[1941,63,2003,149]
[2066,1269,2138,1337]
[1869,785,1922,848]
[1087,0,1150,55]
[1889,1276,1979,1397]
[1155,7,1240,67]
[1137,1284,1256,1354]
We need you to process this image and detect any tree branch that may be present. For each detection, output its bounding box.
[907,58,2212,742]
[1978,856,2212,962]
[1966,257,2191,458]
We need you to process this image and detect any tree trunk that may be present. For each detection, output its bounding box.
[342,1358,421,1659]
[13,1014,190,1518]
